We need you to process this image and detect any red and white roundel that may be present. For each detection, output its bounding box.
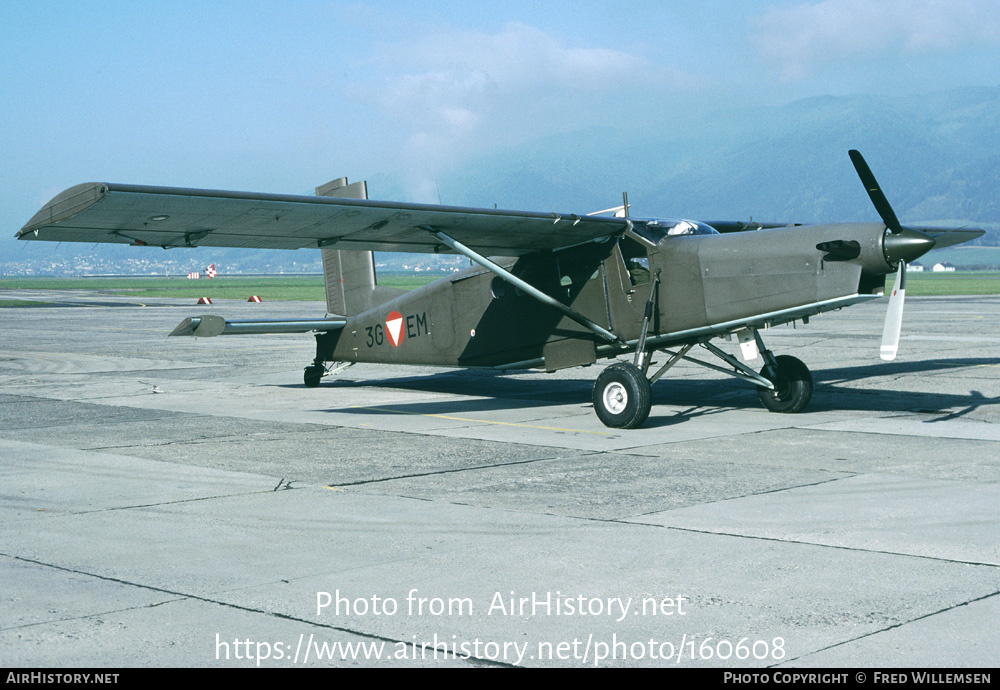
[385,311,405,347]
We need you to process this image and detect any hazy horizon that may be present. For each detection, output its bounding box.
[4,1,999,271]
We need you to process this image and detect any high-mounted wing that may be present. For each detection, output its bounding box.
[17,182,630,256]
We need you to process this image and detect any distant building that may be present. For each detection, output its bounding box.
[909,262,924,272]
[932,262,956,272]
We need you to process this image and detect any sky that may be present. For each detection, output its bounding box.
[3,0,1000,249]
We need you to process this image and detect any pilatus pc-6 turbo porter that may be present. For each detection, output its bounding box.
[18,150,984,428]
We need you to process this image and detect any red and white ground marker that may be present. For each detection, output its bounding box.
[247,295,262,302]
[187,272,201,279]
[206,263,217,278]
[197,297,213,305]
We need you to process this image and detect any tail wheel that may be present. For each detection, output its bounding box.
[758,355,812,413]
[593,362,652,429]
[304,364,325,388]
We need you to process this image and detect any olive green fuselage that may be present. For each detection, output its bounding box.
[318,222,889,371]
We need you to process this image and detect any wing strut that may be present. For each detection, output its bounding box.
[424,227,625,346]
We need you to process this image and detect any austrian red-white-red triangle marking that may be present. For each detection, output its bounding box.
[385,311,404,347]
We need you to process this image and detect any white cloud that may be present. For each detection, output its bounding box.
[371,21,671,125]
[752,0,1000,81]
[351,22,692,199]
[386,22,654,93]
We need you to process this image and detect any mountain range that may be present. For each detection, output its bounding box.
[7,86,998,276]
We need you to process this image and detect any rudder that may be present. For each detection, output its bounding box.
[316,178,404,316]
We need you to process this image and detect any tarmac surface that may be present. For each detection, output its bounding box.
[1,289,998,668]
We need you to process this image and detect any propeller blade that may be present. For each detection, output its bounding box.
[910,226,986,249]
[849,149,903,234]
[880,261,906,361]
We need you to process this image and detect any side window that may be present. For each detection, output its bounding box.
[556,256,600,288]
[619,236,650,286]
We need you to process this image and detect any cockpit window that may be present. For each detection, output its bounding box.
[619,236,651,285]
[634,219,719,244]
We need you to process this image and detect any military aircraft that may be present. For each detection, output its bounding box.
[17,150,984,428]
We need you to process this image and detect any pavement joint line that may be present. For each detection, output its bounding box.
[6,400,615,450]
[775,588,1000,667]
[328,453,587,488]
[499,472,860,524]
[73,427,600,454]
[0,589,187,634]
[81,431,331,452]
[0,553,511,668]
[339,462,854,526]
[7,487,304,518]
[84,438,236,451]
[799,422,1000,441]
[608,422,796,454]
[0,418,192,432]
[598,421,825,453]
[629,523,1000,569]
[348,405,615,436]
[624,473,860,519]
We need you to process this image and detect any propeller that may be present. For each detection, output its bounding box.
[849,149,937,264]
[849,149,902,232]
[880,260,905,361]
[848,150,936,360]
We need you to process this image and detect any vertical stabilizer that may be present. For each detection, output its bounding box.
[316,178,403,316]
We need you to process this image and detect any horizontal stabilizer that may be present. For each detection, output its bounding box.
[170,315,346,337]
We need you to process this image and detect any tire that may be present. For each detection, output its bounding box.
[592,362,652,429]
[303,364,324,388]
[757,355,813,413]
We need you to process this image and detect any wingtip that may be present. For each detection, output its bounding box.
[18,183,108,238]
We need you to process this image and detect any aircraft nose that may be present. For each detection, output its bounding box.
[883,227,936,265]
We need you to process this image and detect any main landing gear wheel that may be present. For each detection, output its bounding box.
[757,355,813,413]
[303,364,325,388]
[593,362,652,429]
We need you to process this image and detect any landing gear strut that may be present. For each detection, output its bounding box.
[590,270,656,428]
[591,328,813,428]
[304,331,329,387]
[303,330,353,387]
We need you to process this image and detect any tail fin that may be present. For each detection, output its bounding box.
[316,178,405,316]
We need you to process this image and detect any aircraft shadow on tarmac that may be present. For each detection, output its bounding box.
[817,356,1000,385]
[810,357,1000,422]
[295,356,1000,430]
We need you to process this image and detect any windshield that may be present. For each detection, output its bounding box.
[634,218,719,244]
